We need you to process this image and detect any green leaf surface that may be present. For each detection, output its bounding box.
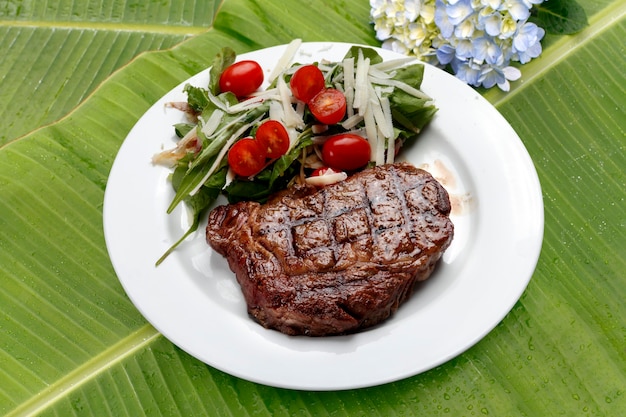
[532,0,589,34]
[1,1,625,416]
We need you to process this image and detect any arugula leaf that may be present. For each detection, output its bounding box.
[183,84,211,112]
[388,92,436,132]
[387,64,437,133]
[393,64,425,87]
[167,152,221,213]
[156,163,227,265]
[174,123,195,139]
[208,47,236,95]
[223,180,273,204]
[343,46,384,65]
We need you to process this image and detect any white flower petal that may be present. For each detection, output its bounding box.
[503,65,521,81]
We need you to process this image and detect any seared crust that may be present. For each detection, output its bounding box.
[207,162,454,336]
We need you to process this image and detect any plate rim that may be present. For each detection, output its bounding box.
[103,41,544,390]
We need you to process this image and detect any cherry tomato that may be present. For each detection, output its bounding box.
[219,60,264,97]
[256,120,290,158]
[290,65,325,103]
[227,137,266,177]
[321,134,371,171]
[308,88,346,125]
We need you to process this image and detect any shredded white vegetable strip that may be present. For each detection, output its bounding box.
[375,132,386,166]
[268,99,284,123]
[206,89,278,115]
[267,39,302,83]
[189,114,265,195]
[353,50,371,115]
[226,96,266,113]
[206,90,230,113]
[295,101,306,121]
[249,87,280,98]
[369,84,391,140]
[277,76,304,129]
[379,93,395,164]
[385,138,394,164]
[373,86,394,140]
[370,57,415,71]
[341,114,364,130]
[200,109,224,137]
[206,111,250,144]
[368,76,432,101]
[368,66,395,80]
[363,105,379,164]
[343,57,355,119]
[305,170,347,186]
[317,62,335,74]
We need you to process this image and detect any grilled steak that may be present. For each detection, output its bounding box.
[206,162,454,336]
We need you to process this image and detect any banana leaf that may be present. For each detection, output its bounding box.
[1,0,624,416]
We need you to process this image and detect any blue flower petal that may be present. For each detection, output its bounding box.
[447,0,474,25]
[483,13,503,37]
[435,0,455,38]
[453,61,482,86]
[436,44,456,65]
[455,39,474,59]
[478,66,505,89]
[505,0,531,21]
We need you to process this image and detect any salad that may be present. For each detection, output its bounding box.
[153,40,437,264]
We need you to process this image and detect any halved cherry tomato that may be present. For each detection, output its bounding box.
[219,60,264,97]
[321,133,371,171]
[308,88,346,125]
[227,137,266,177]
[256,120,290,158]
[290,65,325,103]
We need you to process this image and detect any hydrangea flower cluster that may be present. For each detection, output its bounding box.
[370,0,546,91]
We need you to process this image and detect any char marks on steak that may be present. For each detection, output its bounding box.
[206,162,454,336]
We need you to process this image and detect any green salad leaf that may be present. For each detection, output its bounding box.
[372,56,436,135]
[344,45,384,65]
[208,47,236,95]
[183,84,211,112]
[174,123,196,138]
[156,162,227,266]
[225,133,315,203]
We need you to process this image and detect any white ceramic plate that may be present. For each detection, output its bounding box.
[103,42,544,390]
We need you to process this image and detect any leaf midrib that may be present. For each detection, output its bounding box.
[6,325,161,417]
[0,20,208,35]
